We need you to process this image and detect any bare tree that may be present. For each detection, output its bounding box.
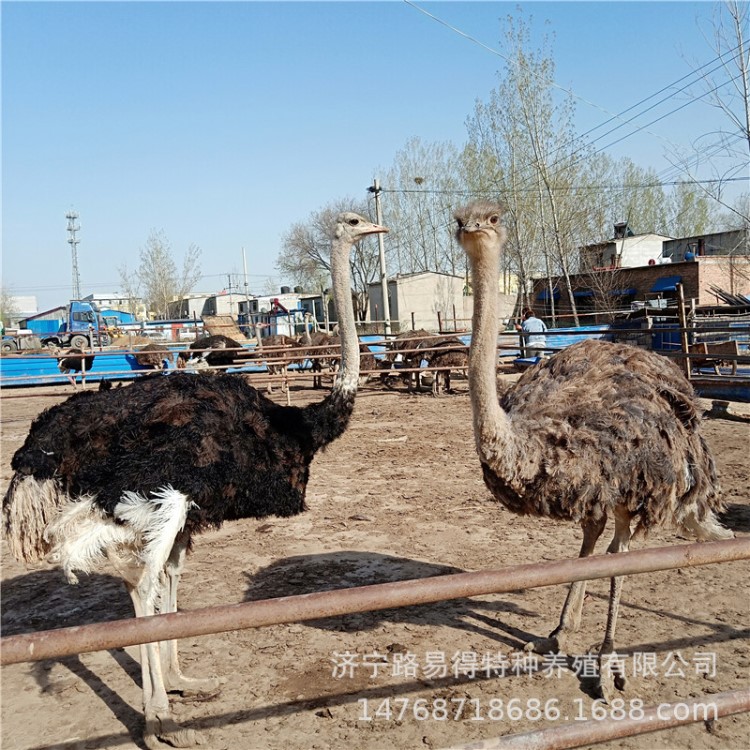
[117,263,142,317]
[277,199,380,320]
[119,230,202,319]
[0,286,20,330]
[674,0,750,223]
[465,11,590,325]
[379,137,466,276]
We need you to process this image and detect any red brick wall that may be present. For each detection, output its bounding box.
[696,257,750,304]
[531,257,750,320]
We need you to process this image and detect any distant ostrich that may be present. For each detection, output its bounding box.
[133,342,174,373]
[381,329,434,391]
[422,337,468,396]
[358,342,378,386]
[56,347,95,388]
[298,316,340,389]
[252,324,305,393]
[298,316,375,388]
[3,211,388,749]
[454,200,732,700]
[317,333,342,383]
[176,334,247,371]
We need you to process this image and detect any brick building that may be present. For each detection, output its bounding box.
[532,228,749,323]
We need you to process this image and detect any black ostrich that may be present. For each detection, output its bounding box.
[56,347,95,388]
[176,334,248,370]
[422,337,468,396]
[3,211,388,749]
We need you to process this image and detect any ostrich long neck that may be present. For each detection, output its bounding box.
[330,237,360,393]
[469,249,516,468]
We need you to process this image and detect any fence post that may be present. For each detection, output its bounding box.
[676,283,691,380]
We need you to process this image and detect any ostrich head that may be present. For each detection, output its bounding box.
[454,201,505,262]
[334,211,388,243]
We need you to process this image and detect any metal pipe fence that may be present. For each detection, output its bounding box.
[441,688,750,750]
[2,538,748,666]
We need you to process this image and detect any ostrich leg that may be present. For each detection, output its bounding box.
[127,582,205,749]
[159,541,221,696]
[594,505,632,702]
[525,515,607,655]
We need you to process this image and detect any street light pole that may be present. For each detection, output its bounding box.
[369,178,391,335]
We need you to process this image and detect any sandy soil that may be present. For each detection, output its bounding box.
[1,372,748,750]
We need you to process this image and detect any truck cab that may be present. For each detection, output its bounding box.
[41,301,111,349]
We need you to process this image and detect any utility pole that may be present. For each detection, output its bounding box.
[242,247,252,333]
[368,178,391,335]
[227,273,234,317]
[66,211,82,299]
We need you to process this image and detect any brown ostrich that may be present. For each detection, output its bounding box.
[56,347,95,388]
[381,329,435,391]
[252,324,305,393]
[133,342,175,373]
[298,316,341,389]
[454,200,732,700]
[358,342,378,386]
[3,211,388,749]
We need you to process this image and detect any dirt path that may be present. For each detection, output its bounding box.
[1,377,748,750]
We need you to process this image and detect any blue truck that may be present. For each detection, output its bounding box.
[39,300,112,349]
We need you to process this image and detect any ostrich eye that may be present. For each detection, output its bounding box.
[348,218,360,226]
[456,219,465,229]
[489,215,499,225]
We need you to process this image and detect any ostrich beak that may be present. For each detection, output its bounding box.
[366,223,389,235]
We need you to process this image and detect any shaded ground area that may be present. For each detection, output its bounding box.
[1,374,748,750]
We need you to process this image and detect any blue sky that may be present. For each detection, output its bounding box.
[3,0,747,313]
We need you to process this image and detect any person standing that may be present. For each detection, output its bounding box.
[515,308,548,357]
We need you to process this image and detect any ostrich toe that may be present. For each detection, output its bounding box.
[144,716,206,749]
[165,674,222,698]
[589,642,627,702]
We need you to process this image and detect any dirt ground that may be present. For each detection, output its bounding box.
[1,371,748,750]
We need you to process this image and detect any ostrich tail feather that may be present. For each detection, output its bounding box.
[3,475,67,563]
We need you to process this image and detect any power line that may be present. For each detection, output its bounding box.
[405,0,746,184]
[378,176,748,197]
[576,46,743,143]
[404,0,742,160]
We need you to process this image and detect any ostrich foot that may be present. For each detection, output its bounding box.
[523,631,572,655]
[144,715,206,749]
[164,673,222,698]
[593,669,627,704]
[588,643,627,702]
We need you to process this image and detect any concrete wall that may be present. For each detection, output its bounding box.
[369,272,471,331]
[663,228,748,262]
[603,234,672,267]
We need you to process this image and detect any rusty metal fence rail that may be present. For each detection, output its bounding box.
[442,688,750,750]
[2,538,748,665]
[2,538,748,750]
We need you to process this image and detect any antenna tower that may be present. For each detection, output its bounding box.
[66,211,82,299]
